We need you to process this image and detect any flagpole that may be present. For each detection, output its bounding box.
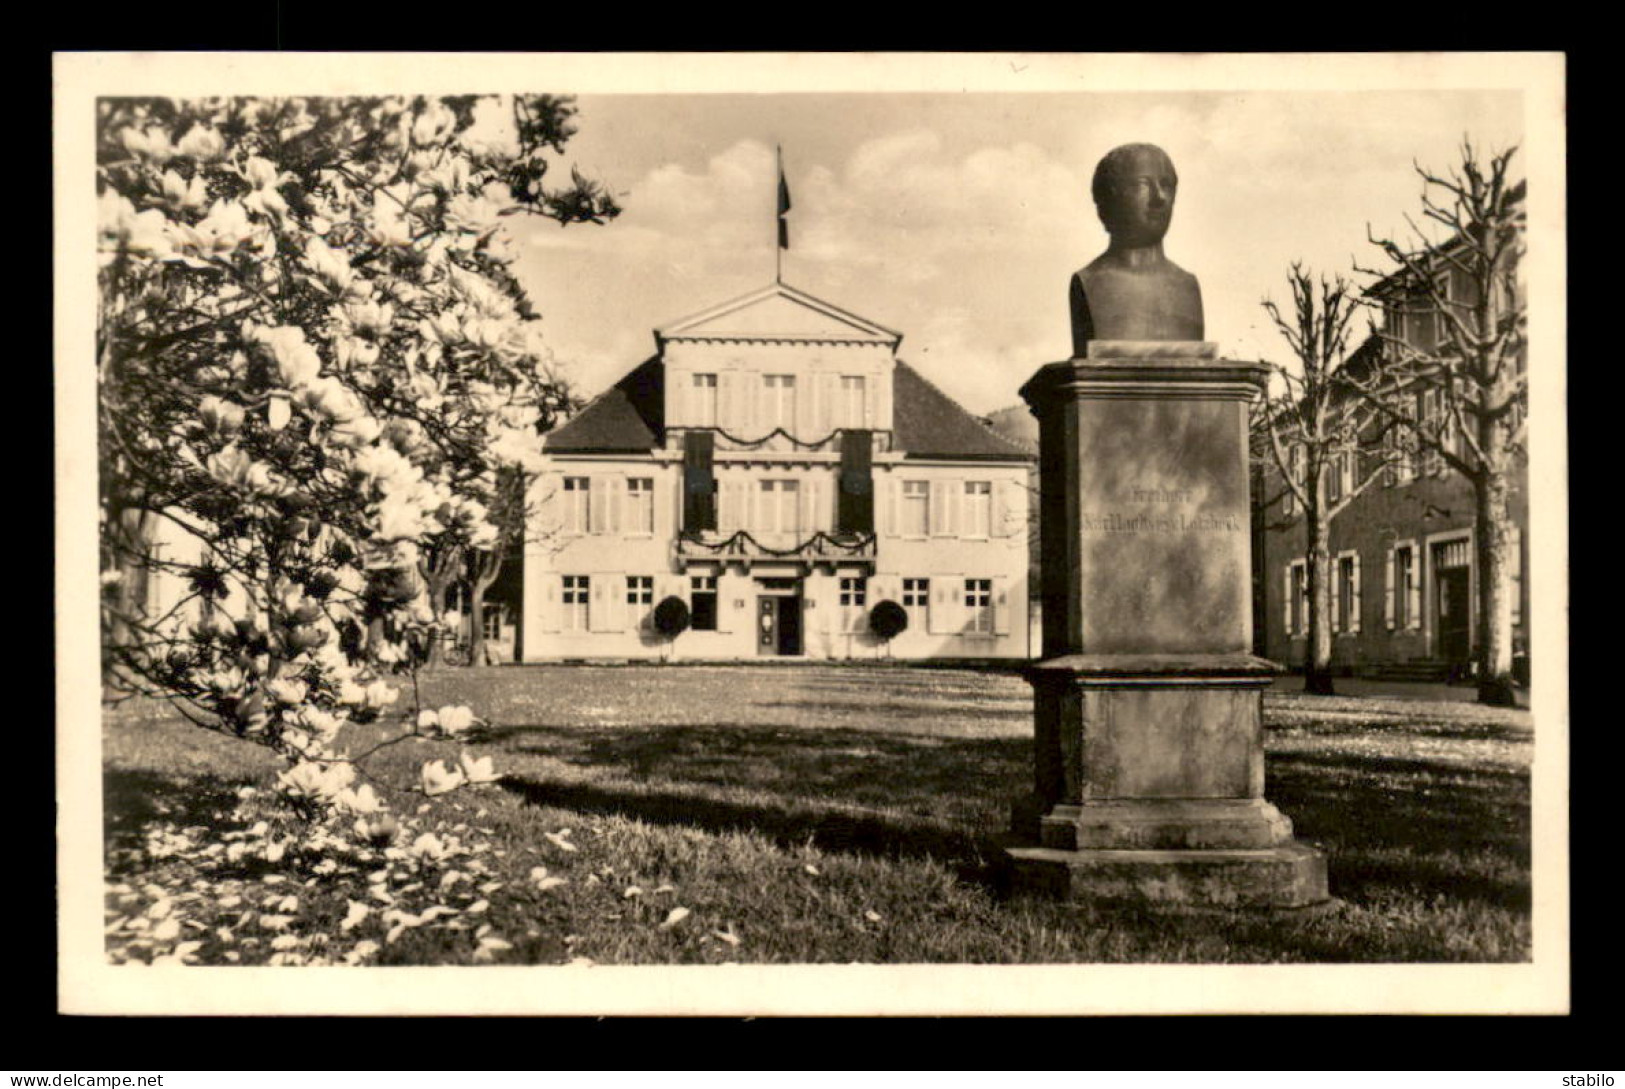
[775,144,783,285]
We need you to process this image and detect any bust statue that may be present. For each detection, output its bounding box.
[1070,143,1204,351]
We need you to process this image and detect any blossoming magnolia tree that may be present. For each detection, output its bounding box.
[97,95,619,837]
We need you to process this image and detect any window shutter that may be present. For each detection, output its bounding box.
[795,374,815,440]
[993,575,1011,636]
[670,369,688,428]
[879,475,896,537]
[1408,551,1422,630]
[715,573,735,634]
[1351,554,1362,633]
[994,479,1021,537]
[930,481,951,537]
[820,372,838,437]
[1283,565,1293,634]
[801,476,819,535]
[1331,564,1341,632]
[1509,526,1523,627]
[1384,547,1396,630]
[588,573,620,633]
[949,480,965,537]
[717,371,738,435]
[540,573,561,633]
[608,475,626,536]
[589,478,608,536]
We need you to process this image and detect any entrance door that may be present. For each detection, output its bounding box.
[1437,566,1471,670]
[776,595,803,656]
[756,595,804,656]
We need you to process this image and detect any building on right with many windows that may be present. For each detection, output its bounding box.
[1258,202,1529,683]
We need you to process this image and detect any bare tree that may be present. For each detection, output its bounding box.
[1354,142,1526,706]
[1260,264,1400,695]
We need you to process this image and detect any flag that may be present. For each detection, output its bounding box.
[777,149,792,249]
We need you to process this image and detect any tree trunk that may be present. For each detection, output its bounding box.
[1474,455,1519,707]
[420,546,462,667]
[467,549,502,668]
[1303,500,1336,695]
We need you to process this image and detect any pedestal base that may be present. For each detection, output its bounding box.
[1005,841,1328,909]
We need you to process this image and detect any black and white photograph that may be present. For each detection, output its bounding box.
[55,51,1568,1016]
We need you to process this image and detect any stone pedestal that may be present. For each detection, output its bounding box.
[1005,342,1327,908]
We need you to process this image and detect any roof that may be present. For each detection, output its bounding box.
[655,281,902,347]
[891,360,1033,462]
[543,356,663,453]
[543,355,1033,463]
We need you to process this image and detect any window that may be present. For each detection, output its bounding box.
[482,605,505,641]
[626,575,654,629]
[563,477,591,534]
[763,374,796,432]
[1285,445,1303,517]
[1393,546,1415,630]
[839,576,867,632]
[903,577,929,631]
[1286,560,1307,637]
[1386,409,1415,487]
[692,373,718,427]
[1326,453,1343,503]
[1336,554,1360,634]
[627,478,654,535]
[901,480,929,537]
[964,481,992,537]
[562,575,589,632]
[690,574,718,631]
[964,578,993,635]
[1418,389,1445,476]
[758,479,801,536]
[840,375,867,428]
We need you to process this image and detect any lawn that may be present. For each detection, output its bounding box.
[101,664,1533,965]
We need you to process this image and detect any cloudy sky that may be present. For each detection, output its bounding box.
[507,87,1524,416]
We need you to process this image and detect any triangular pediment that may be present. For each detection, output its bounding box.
[656,282,901,345]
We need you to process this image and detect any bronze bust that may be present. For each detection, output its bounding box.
[1070,143,1204,350]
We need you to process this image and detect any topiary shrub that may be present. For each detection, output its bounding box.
[869,599,908,642]
[653,596,691,640]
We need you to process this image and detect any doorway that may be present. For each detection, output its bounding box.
[1435,564,1471,671]
[755,583,803,656]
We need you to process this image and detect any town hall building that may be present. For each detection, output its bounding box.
[519,281,1035,662]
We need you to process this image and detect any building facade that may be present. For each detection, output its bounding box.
[1258,214,1529,681]
[521,282,1035,661]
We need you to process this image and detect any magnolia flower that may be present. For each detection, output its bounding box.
[292,706,343,743]
[368,188,416,249]
[363,680,399,710]
[278,759,355,804]
[416,709,440,730]
[407,831,452,861]
[420,760,465,797]
[334,783,383,815]
[241,155,291,220]
[330,414,383,448]
[457,751,499,785]
[205,445,279,496]
[120,125,175,163]
[304,235,359,297]
[336,680,368,707]
[159,168,208,212]
[198,395,245,433]
[175,124,226,161]
[97,190,172,261]
[340,900,370,932]
[247,324,322,388]
[265,677,309,705]
[169,200,269,267]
